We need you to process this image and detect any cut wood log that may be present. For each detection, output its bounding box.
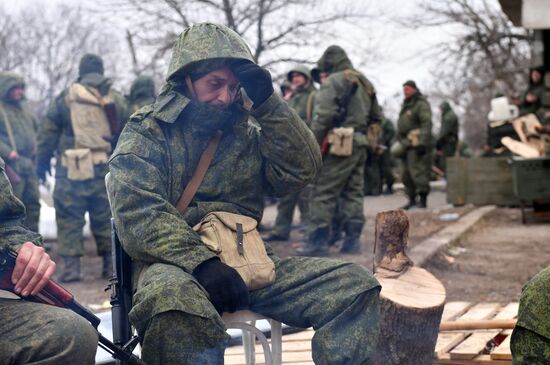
[372,210,446,365]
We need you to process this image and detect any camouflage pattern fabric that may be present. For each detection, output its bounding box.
[108,23,380,364]
[0,159,98,364]
[436,101,458,173]
[511,266,550,364]
[270,65,317,238]
[396,91,433,197]
[308,45,382,235]
[36,60,127,259]
[0,73,40,231]
[0,299,98,365]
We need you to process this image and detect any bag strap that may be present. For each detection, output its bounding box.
[306,90,316,122]
[176,130,222,214]
[0,103,18,152]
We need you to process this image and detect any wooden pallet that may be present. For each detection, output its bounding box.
[434,301,518,364]
[223,301,517,365]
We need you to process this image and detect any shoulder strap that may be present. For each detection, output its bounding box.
[0,103,17,151]
[306,90,316,122]
[176,130,222,214]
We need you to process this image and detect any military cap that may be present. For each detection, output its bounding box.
[79,54,104,78]
[403,80,418,89]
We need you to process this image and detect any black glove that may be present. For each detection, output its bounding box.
[232,61,273,107]
[193,258,250,314]
[36,161,50,183]
[416,145,427,156]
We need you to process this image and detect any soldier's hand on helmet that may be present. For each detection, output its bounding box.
[193,258,250,314]
[232,61,274,107]
[415,145,427,156]
[12,242,56,297]
[36,161,50,183]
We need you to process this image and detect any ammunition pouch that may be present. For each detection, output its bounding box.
[328,127,354,156]
[62,148,108,181]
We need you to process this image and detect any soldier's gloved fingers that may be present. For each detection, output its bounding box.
[14,243,44,294]
[30,259,56,296]
[21,253,52,296]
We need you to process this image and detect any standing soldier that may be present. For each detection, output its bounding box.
[127,75,156,114]
[435,101,458,174]
[36,54,127,282]
[0,73,40,232]
[266,65,316,241]
[395,80,433,209]
[298,45,382,256]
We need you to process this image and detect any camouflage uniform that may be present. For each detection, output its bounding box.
[364,118,395,195]
[511,266,550,364]
[0,157,98,365]
[396,86,433,206]
[0,73,40,232]
[127,76,156,114]
[269,65,316,240]
[303,45,382,255]
[108,23,380,365]
[36,54,128,280]
[435,101,458,173]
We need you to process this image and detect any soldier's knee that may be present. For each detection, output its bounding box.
[340,262,381,294]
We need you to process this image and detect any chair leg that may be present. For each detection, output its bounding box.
[243,320,256,365]
[269,319,282,365]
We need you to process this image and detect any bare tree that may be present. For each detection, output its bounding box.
[403,0,533,149]
[93,0,376,78]
[0,4,121,116]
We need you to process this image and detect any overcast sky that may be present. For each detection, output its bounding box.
[3,0,458,118]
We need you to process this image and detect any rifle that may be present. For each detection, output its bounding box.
[0,248,146,365]
[320,81,358,156]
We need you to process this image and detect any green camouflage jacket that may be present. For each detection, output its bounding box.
[36,74,128,178]
[286,66,316,125]
[516,266,550,341]
[108,23,321,275]
[397,91,433,148]
[311,46,382,146]
[0,157,42,250]
[381,118,395,147]
[0,73,38,176]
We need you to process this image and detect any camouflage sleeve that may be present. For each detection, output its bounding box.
[438,112,458,142]
[310,75,343,144]
[108,119,216,274]
[0,158,42,250]
[417,100,433,147]
[252,92,322,197]
[36,95,65,168]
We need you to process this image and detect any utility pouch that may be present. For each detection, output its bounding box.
[328,127,354,156]
[367,123,382,152]
[193,211,276,290]
[63,148,94,181]
[407,128,421,147]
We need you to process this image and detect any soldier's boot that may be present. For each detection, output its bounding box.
[340,221,363,254]
[102,253,113,279]
[60,256,81,283]
[401,195,416,210]
[296,226,330,256]
[418,193,428,209]
[328,221,343,246]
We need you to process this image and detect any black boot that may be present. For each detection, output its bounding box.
[296,226,330,256]
[401,195,416,210]
[60,256,81,283]
[341,221,363,254]
[328,221,343,246]
[418,193,428,208]
[102,253,113,279]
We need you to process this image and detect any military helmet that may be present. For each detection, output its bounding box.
[286,65,312,82]
[79,54,104,78]
[390,140,406,159]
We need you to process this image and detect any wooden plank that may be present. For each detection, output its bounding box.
[449,330,500,360]
[442,301,473,321]
[435,353,511,364]
[435,303,501,358]
[493,303,519,320]
[491,334,512,361]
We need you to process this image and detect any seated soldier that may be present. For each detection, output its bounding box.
[108,23,381,365]
[0,157,98,364]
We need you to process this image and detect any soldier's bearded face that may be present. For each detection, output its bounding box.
[192,66,241,109]
[8,86,25,101]
[403,85,416,99]
[291,72,307,90]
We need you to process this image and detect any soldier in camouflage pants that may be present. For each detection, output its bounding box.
[0,157,98,364]
[109,23,381,365]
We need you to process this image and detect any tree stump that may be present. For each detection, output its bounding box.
[372,210,446,365]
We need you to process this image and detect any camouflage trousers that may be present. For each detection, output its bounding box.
[131,256,380,365]
[401,148,432,197]
[270,186,311,238]
[53,177,111,256]
[511,326,550,364]
[0,298,98,364]
[11,173,40,233]
[308,146,367,234]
